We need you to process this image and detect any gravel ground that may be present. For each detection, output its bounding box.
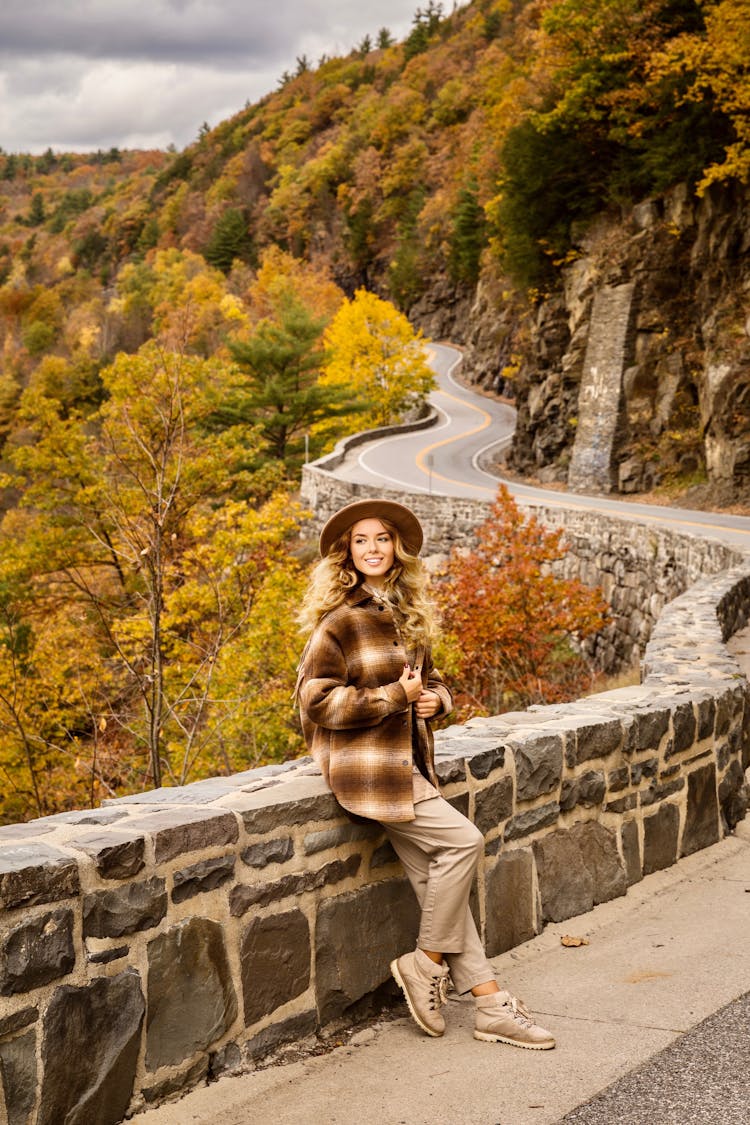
[559,991,750,1124]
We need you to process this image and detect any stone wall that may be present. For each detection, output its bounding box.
[2,466,749,1124]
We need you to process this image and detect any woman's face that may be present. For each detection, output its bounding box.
[349,518,395,588]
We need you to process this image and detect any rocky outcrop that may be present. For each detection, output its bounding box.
[455,181,750,496]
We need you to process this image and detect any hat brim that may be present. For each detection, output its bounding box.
[319,499,424,557]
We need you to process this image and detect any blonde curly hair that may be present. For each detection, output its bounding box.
[298,517,438,647]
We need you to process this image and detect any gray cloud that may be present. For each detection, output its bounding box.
[0,0,422,152]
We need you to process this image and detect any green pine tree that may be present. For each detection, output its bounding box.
[204,209,254,273]
[222,295,357,470]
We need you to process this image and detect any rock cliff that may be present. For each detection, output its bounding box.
[423,182,750,501]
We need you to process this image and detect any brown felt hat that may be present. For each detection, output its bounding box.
[319,498,424,557]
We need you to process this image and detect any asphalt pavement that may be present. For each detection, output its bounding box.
[333,343,750,552]
[131,817,750,1125]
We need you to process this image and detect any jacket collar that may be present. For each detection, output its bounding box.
[345,583,376,607]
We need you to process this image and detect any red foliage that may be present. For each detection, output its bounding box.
[435,486,608,718]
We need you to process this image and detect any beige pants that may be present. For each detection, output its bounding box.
[381,794,496,995]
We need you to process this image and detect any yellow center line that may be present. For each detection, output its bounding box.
[422,354,750,537]
[415,389,496,492]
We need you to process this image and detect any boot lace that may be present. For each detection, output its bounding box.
[507,994,534,1027]
[429,973,450,1011]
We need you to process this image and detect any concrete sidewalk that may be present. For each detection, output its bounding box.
[132,820,750,1125]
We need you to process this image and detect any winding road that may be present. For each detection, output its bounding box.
[333,343,750,551]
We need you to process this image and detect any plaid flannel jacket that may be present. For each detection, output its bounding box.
[297,586,453,822]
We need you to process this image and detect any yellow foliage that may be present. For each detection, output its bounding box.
[316,288,435,446]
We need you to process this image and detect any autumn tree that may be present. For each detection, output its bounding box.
[435,486,608,719]
[0,343,306,814]
[316,288,435,446]
[648,0,750,193]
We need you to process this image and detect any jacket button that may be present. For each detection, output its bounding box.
[402,759,409,766]
[393,640,398,646]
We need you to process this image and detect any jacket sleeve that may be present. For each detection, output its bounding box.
[299,624,408,731]
[423,653,453,720]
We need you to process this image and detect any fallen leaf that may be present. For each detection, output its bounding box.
[561,934,589,947]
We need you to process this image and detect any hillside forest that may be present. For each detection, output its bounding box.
[0,0,747,820]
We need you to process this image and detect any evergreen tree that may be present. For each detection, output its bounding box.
[27,193,46,227]
[225,295,354,468]
[204,209,254,273]
[449,178,487,284]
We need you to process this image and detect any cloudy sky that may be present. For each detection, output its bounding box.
[0,1,427,155]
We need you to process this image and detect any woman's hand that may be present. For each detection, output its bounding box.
[398,664,423,703]
[415,690,441,719]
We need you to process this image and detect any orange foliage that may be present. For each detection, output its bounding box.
[435,486,608,719]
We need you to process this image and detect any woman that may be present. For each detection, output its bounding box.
[296,498,554,1050]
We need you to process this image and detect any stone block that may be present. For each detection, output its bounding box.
[241,837,294,869]
[504,802,560,842]
[146,918,238,1071]
[0,822,54,840]
[607,766,630,792]
[473,776,514,836]
[623,708,670,754]
[31,807,129,827]
[208,1040,243,1080]
[670,702,697,755]
[534,830,594,923]
[83,876,167,939]
[681,763,720,857]
[71,832,145,880]
[241,909,311,1025]
[123,807,238,864]
[303,821,376,855]
[513,735,563,801]
[230,855,361,917]
[484,849,537,957]
[569,720,622,767]
[245,1010,318,1062]
[714,690,734,737]
[571,821,627,905]
[434,756,466,784]
[643,802,680,875]
[172,855,236,903]
[315,878,419,1023]
[1,908,75,995]
[0,1005,37,1038]
[605,794,637,814]
[370,839,399,868]
[39,969,144,1125]
[0,1028,36,1125]
[233,778,340,834]
[447,793,470,818]
[87,945,129,965]
[0,843,80,910]
[141,1056,209,1106]
[719,760,748,829]
[620,819,642,885]
[640,777,685,807]
[466,743,506,780]
[696,697,716,741]
[630,757,657,785]
[560,771,606,812]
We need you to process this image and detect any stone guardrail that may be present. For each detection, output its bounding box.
[2,481,749,1124]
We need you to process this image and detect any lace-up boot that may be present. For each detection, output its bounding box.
[474,991,555,1050]
[390,948,450,1037]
